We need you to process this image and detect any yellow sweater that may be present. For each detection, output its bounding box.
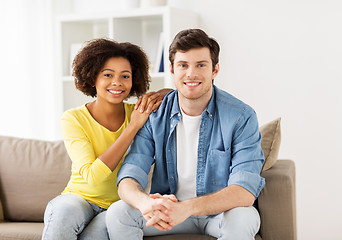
[61,103,135,209]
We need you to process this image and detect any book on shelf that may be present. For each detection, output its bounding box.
[154,32,164,73]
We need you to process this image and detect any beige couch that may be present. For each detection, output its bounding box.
[0,118,297,240]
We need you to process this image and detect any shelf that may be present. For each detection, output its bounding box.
[56,6,183,21]
[56,6,198,116]
[62,76,74,82]
[62,72,166,83]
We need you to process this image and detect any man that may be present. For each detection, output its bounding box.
[106,29,265,240]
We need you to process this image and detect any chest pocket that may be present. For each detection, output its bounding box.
[207,148,231,187]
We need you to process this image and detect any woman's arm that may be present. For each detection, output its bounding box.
[61,108,149,185]
[98,109,149,171]
[99,89,172,171]
[62,90,171,185]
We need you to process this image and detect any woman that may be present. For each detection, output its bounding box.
[42,38,170,239]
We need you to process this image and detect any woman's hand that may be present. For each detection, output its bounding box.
[129,108,150,130]
[135,88,173,113]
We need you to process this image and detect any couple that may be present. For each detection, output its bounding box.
[42,29,265,240]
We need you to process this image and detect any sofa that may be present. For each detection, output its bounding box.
[0,118,297,240]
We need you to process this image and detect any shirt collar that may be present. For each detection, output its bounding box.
[170,91,181,119]
[170,86,216,120]
[205,86,216,120]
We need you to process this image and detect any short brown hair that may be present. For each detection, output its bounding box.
[73,38,150,98]
[169,29,220,71]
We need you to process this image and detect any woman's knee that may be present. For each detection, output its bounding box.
[43,194,95,239]
[44,194,94,223]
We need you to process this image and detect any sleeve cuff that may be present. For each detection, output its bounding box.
[228,171,265,198]
[117,163,149,190]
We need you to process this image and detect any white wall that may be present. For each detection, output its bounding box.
[177,1,342,239]
[0,0,341,239]
[0,0,56,140]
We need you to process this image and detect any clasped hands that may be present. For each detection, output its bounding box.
[140,193,190,231]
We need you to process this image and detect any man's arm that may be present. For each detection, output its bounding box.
[146,108,263,228]
[146,184,255,228]
[183,184,254,215]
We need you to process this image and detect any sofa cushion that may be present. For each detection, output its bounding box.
[0,136,71,222]
[259,118,281,172]
[144,235,216,239]
[0,222,43,240]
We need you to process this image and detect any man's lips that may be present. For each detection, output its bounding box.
[184,82,201,86]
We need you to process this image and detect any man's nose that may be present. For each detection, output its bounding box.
[186,67,197,79]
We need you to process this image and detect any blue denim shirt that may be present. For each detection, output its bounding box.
[118,85,265,198]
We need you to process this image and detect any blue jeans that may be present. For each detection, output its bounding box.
[106,200,260,240]
[42,194,109,240]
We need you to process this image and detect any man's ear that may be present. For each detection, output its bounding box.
[212,63,219,79]
[170,64,174,75]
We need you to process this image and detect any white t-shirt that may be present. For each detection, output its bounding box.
[175,109,201,201]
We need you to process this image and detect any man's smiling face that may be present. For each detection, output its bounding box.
[171,47,219,102]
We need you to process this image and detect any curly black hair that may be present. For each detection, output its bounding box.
[72,38,150,98]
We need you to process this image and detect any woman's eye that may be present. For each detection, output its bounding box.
[122,75,131,79]
[104,73,112,77]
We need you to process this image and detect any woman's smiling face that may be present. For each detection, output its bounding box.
[95,57,133,105]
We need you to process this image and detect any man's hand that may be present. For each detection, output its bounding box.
[139,194,175,231]
[142,194,192,230]
[160,200,192,227]
[149,193,178,202]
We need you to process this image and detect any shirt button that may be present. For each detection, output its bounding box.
[178,113,181,117]
[171,124,173,128]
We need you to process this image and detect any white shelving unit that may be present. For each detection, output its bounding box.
[56,6,198,113]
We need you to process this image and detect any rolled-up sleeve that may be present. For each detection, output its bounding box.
[228,108,265,198]
[228,171,265,198]
[117,120,155,189]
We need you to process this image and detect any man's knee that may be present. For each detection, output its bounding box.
[79,212,109,240]
[221,206,260,239]
[106,200,142,228]
[106,200,132,222]
[106,200,144,239]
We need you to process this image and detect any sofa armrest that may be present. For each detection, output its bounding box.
[0,199,4,221]
[258,160,297,240]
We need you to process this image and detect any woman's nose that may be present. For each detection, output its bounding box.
[112,78,122,86]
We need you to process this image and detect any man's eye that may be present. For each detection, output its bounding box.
[180,64,187,68]
[198,64,205,68]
